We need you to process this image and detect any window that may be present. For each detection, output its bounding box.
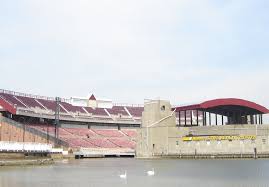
[161,105,165,111]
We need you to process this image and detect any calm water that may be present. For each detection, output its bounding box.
[1,158,269,187]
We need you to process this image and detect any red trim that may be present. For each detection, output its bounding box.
[175,98,269,114]
[0,98,16,114]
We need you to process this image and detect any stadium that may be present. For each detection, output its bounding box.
[1,88,269,159]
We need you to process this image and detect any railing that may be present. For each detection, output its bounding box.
[16,107,142,124]
[113,103,144,107]
[0,88,69,103]
[0,116,69,147]
[0,89,142,107]
[187,125,269,136]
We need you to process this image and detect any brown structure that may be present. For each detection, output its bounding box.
[174,98,269,126]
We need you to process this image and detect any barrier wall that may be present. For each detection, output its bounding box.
[136,124,269,158]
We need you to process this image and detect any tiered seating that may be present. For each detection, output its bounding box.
[15,96,43,108]
[28,124,54,134]
[108,138,136,149]
[3,120,138,149]
[126,107,143,117]
[35,99,56,111]
[122,129,137,138]
[64,128,96,137]
[62,137,96,148]
[0,91,144,122]
[58,128,73,137]
[60,102,86,114]
[106,106,129,116]
[84,138,118,148]
[28,124,73,138]
[93,129,124,137]
[0,93,26,107]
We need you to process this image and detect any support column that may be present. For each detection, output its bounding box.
[221,114,224,125]
[244,114,248,124]
[202,111,205,126]
[196,110,199,126]
[261,114,263,124]
[204,112,207,126]
[190,110,193,126]
[184,110,187,126]
[215,113,218,126]
[250,115,254,124]
[209,113,211,126]
[178,111,181,126]
[255,115,258,124]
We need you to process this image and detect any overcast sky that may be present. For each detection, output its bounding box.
[1,0,269,112]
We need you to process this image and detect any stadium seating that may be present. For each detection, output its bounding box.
[59,102,86,114]
[121,129,137,138]
[61,137,96,148]
[126,107,143,117]
[0,89,141,151]
[93,129,124,137]
[108,138,136,149]
[0,90,144,124]
[15,95,44,108]
[84,107,108,116]
[85,138,118,148]
[0,93,26,107]
[106,106,129,116]
[24,123,137,149]
[64,128,96,137]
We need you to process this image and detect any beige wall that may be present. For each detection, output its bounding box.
[137,124,269,157]
[136,99,269,158]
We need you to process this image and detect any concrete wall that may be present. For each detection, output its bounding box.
[0,121,52,144]
[137,124,269,158]
[136,99,269,158]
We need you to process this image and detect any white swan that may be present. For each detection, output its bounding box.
[119,171,127,179]
[147,168,155,176]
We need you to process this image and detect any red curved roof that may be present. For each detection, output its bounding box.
[175,98,269,114]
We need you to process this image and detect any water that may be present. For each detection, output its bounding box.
[1,158,269,187]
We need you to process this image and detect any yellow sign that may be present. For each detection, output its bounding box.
[182,135,256,141]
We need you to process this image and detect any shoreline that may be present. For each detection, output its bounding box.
[0,158,54,167]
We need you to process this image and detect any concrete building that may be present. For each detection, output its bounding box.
[136,99,269,158]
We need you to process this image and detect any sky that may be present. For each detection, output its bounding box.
[1,0,269,112]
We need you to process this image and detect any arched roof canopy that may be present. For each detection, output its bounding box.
[175,98,269,116]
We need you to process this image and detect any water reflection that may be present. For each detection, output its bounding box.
[0,158,269,187]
